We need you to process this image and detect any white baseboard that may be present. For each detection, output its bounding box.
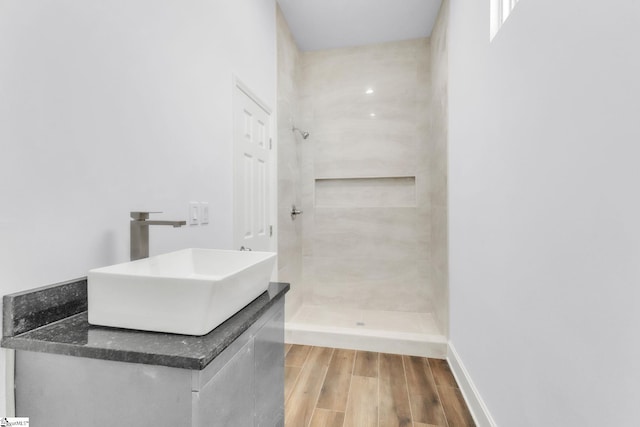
[447,342,497,427]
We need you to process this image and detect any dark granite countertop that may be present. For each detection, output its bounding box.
[2,280,289,370]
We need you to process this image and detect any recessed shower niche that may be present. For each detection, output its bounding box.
[314,176,416,208]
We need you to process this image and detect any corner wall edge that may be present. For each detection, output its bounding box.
[447,341,498,427]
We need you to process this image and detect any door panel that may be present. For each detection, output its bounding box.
[234,84,272,252]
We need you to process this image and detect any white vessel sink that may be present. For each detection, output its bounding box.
[88,248,277,335]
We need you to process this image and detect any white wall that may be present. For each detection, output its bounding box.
[0,0,276,414]
[448,0,640,425]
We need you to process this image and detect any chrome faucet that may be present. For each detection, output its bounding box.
[130,211,186,261]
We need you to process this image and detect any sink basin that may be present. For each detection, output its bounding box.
[88,248,277,335]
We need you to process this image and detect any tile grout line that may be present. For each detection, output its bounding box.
[427,357,451,427]
[306,347,335,427]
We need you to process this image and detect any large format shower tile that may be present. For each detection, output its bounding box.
[293,305,363,329]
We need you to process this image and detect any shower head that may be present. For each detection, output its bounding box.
[292,126,310,140]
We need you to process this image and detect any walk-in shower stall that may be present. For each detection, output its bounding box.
[276,5,449,357]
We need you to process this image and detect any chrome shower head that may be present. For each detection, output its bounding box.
[292,126,310,140]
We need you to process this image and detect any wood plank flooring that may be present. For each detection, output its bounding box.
[285,345,475,427]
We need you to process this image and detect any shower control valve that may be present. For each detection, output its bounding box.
[291,205,303,220]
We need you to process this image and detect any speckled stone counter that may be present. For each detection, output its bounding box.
[1,278,289,370]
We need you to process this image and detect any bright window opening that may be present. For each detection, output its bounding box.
[491,0,520,40]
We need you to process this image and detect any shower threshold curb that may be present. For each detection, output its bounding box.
[284,321,448,359]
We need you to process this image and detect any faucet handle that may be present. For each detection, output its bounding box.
[130,211,162,220]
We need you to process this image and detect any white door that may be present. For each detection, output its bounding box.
[233,83,273,252]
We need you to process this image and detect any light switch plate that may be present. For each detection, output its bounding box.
[201,202,209,225]
[189,202,199,225]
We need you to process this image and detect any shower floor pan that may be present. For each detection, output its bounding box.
[285,305,447,358]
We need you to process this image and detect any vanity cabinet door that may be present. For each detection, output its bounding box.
[195,340,255,427]
[254,305,285,427]
[15,350,193,427]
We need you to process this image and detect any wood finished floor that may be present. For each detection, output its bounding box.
[284,345,476,427]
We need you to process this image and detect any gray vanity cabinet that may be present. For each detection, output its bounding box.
[195,341,255,426]
[14,299,285,427]
[254,305,285,426]
[193,303,284,427]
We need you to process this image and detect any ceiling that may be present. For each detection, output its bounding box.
[277,0,443,52]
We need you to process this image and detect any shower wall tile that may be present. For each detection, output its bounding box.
[310,94,418,123]
[314,207,416,239]
[415,171,432,208]
[278,207,301,265]
[277,7,304,320]
[416,313,441,335]
[315,178,416,208]
[297,37,441,321]
[300,175,315,259]
[311,225,416,262]
[313,132,417,178]
[312,207,419,267]
[300,39,427,93]
[416,206,432,244]
[306,256,429,312]
[429,0,450,335]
